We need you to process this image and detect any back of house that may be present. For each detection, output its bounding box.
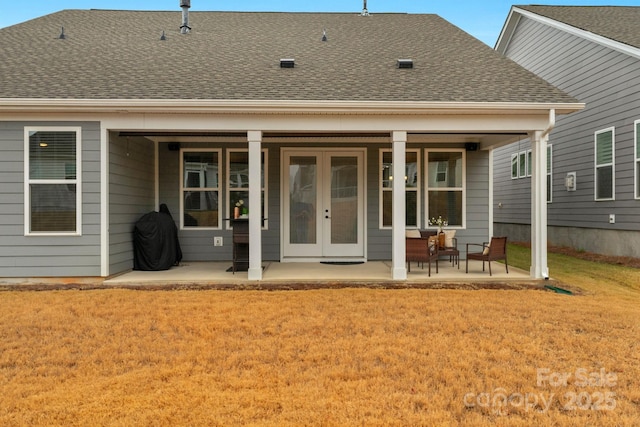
[494,5,640,258]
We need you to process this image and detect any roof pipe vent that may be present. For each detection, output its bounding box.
[58,26,66,39]
[360,0,370,16]
[397,59,413,69]
[280,58,295,68]
[322,28,327,42]
[180,0,191,34]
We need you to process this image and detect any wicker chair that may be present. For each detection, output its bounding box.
[406,235,439,276]
[465,236,508,276]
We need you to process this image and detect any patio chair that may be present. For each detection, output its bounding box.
[465,236,508,276]
[439,237,460,269]
[406,235,439,276]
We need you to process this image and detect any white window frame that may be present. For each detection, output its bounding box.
[594,127,615,201]
[379,149,421,229]
[226,148,268,230]
[635,120,640,200]
[425,148,465,229]
[180,148,221,230]
[527,149,532,178]
[518,151,527,178]
[24,126,82,236]
[511,153,518,179]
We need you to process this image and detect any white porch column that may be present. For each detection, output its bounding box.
[531,131,549,279]
[391,131,407,280]
[247,131,263,280]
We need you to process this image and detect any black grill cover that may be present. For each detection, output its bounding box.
[133,204,183,271]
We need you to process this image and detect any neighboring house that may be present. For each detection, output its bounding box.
[494,5,640,258]
[0,6,582,281]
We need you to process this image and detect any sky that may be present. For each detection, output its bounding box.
[1,1,639,46]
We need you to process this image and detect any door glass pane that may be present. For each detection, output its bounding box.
[331,156,358,244]
[290,157,316,244]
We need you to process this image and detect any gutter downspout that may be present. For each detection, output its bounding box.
[531,108,555,279]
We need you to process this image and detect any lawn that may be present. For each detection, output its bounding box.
[1,246,639,426]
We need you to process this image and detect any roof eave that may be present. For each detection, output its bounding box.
[0,98,584,116]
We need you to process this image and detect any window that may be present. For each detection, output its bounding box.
[595,128,615,200]
[635,120,640,199]
[181,150,220,228]
[380,150,420,228]
[227,149,267,228]
[511,153,518,179]
[547,145,553,203]
[426,150,464,227]
[519,151,527,178]
[25,127,81,235]
[527,150,532,178]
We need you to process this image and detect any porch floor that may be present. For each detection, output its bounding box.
[101,259,542,290]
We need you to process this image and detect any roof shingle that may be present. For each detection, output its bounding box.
[0,10,577,103]
[518,5,640,50]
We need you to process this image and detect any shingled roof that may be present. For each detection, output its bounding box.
[517,5,640,50]
[0,9,577,103]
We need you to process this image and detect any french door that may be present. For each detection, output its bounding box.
[283,149,365,260]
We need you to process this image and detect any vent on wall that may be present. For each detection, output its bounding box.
[397,59,413,69]
[280,58,295,68]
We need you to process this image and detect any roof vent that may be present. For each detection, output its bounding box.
[322,28,327,42]
[180,0,191,34]
[361,0,370,16]
[58,26,66,39]
[160,31,167,41]
[280,58,295,68]
[397,59,413,69]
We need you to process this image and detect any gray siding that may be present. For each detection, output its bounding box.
[0,121,101,277]
[154,142,490,263]
[109,134,155,275]
[369,146,490,260]
[495,15,640,239]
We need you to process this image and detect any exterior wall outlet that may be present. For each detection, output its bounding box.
[214,236,223,246]
[609,214,615,224]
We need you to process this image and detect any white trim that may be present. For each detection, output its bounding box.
[511,153,518,179]
[23,126,82,237]
[489,149,494,239]
[225,148,268,231]
[547,144,553,203]
[100,125,109,277]
[0,98,585,115]
[379,148,421,229]
[280,147,367,261]
[518,151,527,178]
[391,131,407,280]
[247,131,263,281]
[424,148,466,230]
[594,127,615,201]
[509,7,640,61]
[179,148,222,230]
[635,120,640,200]
[531,131,549,279]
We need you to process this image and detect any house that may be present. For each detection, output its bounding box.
[494,5,640,258]
[0,5,583,281]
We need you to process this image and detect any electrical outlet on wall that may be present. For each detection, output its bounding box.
[214,236,223,246]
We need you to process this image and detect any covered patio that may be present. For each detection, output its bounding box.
[102,260,536,289]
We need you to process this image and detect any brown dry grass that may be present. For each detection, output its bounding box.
[1,251,639,426]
